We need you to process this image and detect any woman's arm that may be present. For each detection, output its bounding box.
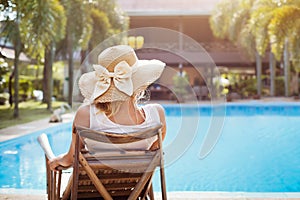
[150,104,167,150]
[48,105,90,171]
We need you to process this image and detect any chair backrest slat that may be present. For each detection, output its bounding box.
[76,124,162,144]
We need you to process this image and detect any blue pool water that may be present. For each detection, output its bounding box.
[1,103,300,193]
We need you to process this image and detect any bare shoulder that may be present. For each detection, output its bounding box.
[74,104,90,127]
[148,103,165,119]
[149,104,167,135]
[152,104,165,115]
[76,104,90,115]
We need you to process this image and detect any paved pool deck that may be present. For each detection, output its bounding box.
[1,97,300,199]
[0,113,74,142]
[1,192,300,200]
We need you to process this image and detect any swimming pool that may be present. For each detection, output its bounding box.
[1,102,300,193]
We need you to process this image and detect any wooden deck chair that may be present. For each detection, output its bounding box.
[38,124,167,200]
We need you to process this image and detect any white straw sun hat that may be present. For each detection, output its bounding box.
[78,45,165,103]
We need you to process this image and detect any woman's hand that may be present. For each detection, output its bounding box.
[48,154,72,171]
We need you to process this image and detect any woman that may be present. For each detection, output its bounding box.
[49,45,167,170]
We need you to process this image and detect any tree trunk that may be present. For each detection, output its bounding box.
[269,52,276,96]
[9,69,14,107]
[43,41,54,110]
[67,27,74,106]
[284,39,290,97]
[13,28,21,118]
[13,50,20,118]
[255,51,262,97]
[80,49,88,65]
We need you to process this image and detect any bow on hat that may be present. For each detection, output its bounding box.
[91,61,134,100]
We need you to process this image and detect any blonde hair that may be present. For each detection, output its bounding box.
[94,86,149,118]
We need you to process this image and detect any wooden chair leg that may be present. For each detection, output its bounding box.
[129,153,160,200]
[160,165,167,200]
[57,171,62,199]
[51,171,56,200]
[46,157,51,200]
[149,184,154,200]
[158,130,167,200]
[62,173,73,200]
[141,176,154,200]
[71,133,80,200]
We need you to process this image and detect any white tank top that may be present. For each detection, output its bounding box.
[84,104,161,152]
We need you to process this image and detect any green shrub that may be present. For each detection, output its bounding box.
[19,80,32,95]
[275,77,284,96]
[173,73,190,102]
[239,78,257,98]
[0,96,6,105]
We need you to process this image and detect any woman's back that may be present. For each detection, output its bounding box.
[86,103,162,152]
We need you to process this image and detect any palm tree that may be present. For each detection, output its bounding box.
[1,0,66,117]
[58,0,92,106]
[1,0,27,118]
[210,0,300,97]
[251,0,300,97]
[58,0,128,106]
[249,0,286,96]
[250,0,277,96]
[64,0,92,105]
[268,1,300,96]
[20,0,66,110]
[210,0,262,96]
[86,0,129,54]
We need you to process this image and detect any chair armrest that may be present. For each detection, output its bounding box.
[37,133,56,160]
[37,133,70,171]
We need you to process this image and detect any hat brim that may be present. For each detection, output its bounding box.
[78,59,165,103]
[132,59,165,91]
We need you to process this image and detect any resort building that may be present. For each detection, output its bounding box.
[117,0,271,99]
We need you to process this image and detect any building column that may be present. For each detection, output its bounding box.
[255,51,262,97]
[284,39,290,97]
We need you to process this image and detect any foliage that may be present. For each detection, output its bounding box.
[210,0,300,97]
[0,0,68,116]
[1,0,66,59]
[210,0,300,60]
[239,78,257,97]
[0,1,21,47]
[88,0,129,49]
[89,8,112,49]
[0,58,9,93]
[173,72,190,101]
[268,3,300,62]
[20,0,66,59]
[61,0,92,50]
[54,0,128,57]
[210,0,256,60]
[93,0,129,33]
